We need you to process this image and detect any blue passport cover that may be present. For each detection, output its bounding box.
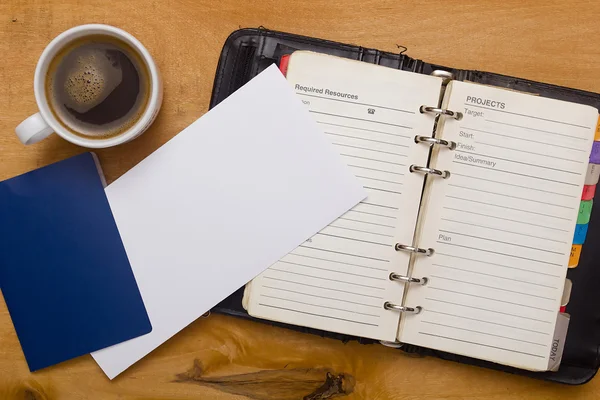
[0,153,152,371]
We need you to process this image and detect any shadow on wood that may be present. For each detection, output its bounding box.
[174,359,355,400]
[2,380,50,400]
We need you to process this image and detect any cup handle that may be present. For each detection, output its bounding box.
[15,113,54,145]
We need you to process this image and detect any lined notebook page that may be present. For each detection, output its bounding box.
[399,80,597,370]
[246,52,442,341]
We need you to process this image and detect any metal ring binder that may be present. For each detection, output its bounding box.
[395,243,434,256]
[414,135,456,150]
[390,272,428,285]
[431,69,454,84]
[384,302,422,314]
[379,340,404,348]
[420,105,463,120]
[409,165,451,179]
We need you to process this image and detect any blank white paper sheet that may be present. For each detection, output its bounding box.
[91,65,367,379]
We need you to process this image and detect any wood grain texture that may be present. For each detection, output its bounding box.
[1,0,600,398]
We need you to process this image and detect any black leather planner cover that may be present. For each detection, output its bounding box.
[209,28,600,385]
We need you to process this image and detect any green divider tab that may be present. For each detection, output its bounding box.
[577,200,593,225]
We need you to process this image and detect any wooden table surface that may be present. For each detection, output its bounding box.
[1,0,600,398]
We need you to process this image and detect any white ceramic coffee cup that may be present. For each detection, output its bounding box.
[15,24,163,148]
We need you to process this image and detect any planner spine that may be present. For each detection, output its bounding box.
[384,70,459,318]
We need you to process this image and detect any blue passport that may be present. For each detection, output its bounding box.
[0,153,151,371]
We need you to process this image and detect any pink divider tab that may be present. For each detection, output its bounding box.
[582,185,596,200]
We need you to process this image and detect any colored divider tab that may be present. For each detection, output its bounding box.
[585,164,600,185]
[561,279,572,307]
[573,224,589,245]
[279,54,291,76]
[577,200,593,224]
[595,116,600,141]
[591,142,600,164]
[582,185,596,200]
[569,244,582,268]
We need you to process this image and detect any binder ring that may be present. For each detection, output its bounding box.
[431,69,454,84]
[409,165,451,179]
[390,273,428,285]
[414,135,456,150]
[379,340,404,348]
[384,302,422,314]
[395,243,434,256]
[420,106,463,120]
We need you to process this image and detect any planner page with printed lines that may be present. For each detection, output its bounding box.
[398,80,598,370]
[245,52,443,341]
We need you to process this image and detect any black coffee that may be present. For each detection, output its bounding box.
[46,35,150,139]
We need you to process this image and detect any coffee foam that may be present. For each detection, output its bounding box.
[62,49,122,114]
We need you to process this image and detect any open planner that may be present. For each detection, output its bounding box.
[241,51,598,372]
